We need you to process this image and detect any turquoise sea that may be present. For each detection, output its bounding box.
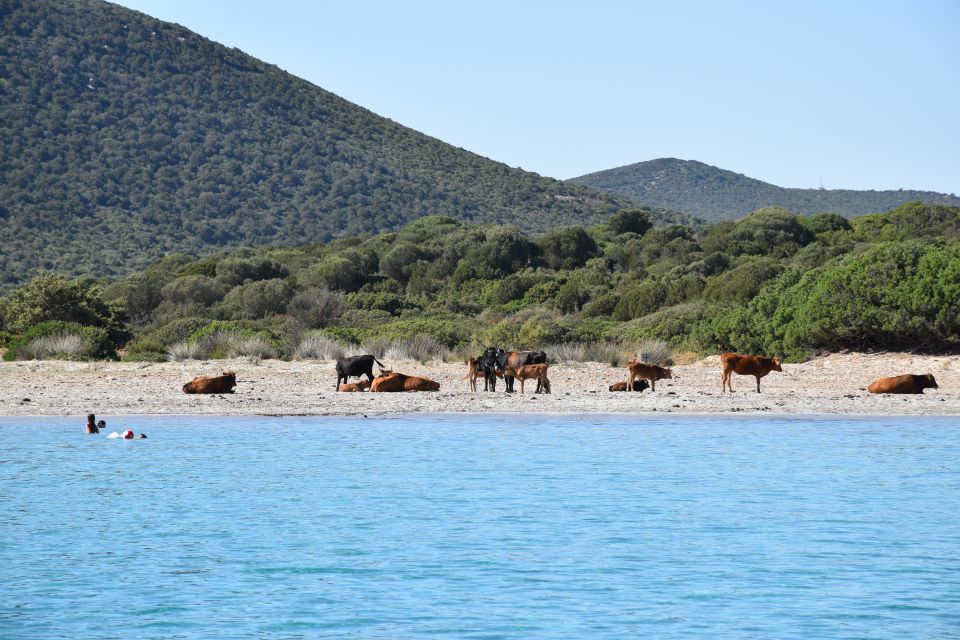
[1,414,958,639]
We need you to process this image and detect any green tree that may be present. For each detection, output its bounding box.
[608,208,653,236]
[536,226,599,270]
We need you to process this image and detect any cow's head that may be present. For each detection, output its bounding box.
[771,358,782,371]
[926,373,938,388]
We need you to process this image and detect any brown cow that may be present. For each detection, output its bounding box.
[720,353,782,393]
[609,380,650,392]
[182,371,236,394]
[626,359,672,391]
[370,372,440,392]
[502,363,551,394]
[338,379,370,392]
[868,374,938,394]
[463,357,483,392]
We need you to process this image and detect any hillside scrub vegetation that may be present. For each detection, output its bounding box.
[3,0,703,286]
[572,158,960,222]
[1,202,957,363]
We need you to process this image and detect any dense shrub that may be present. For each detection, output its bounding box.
[288,288,344,329]
[297,256,364,292]
[161,275,224,307]
[3,322,115,361]
[215,258,289,288]
[613,303,712,347]
[3,274,128,344]
[608,208,653,236]
[536,226,599,270]
[703,258,782,305]
[216,279,294,319]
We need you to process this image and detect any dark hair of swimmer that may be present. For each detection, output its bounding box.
[138,433,148,439]
[86,414,99,434]
[97,420,106,429]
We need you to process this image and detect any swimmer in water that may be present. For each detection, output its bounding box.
[86,414,99,434]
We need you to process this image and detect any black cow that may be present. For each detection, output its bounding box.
[479,346,505,392]
[335,355,386,391]
[499,350,548,393]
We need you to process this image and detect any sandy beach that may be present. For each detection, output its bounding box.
[0,352,957,417]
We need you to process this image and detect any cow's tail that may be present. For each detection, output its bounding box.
[373,357,386,369]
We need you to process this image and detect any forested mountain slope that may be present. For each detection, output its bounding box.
[571,158,960,222]
[0,0,645,284]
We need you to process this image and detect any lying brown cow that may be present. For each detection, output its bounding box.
[721,353,782,393]
[370,372,440,392]
[502,363,551,394]
[626,359,672,391]
[338,379,370,392]
[182,371,236,394]
[609,379,650,392]
[868,374,938,394]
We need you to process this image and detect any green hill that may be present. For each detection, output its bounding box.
[570,158,960,222]
[1,0,684,286]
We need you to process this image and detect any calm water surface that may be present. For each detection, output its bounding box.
[1,414,958,639]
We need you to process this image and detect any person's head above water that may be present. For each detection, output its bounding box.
[137,433,148,439]
[86,414,99,434]
[97,420,106,429]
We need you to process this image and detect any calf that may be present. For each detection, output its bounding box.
[720,353,782,393]
[463,357,485,392]
[335,354,386,390]
[626,359,672,392]
[609,380,650,392]
[370,372,441,392]
[338,379,370,392]
[182,371,237,394]
[500,350,548,393]
[502,363,551,394]
[868,374,938,394]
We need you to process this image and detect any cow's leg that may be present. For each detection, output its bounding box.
[336,374,343,391]
[543,377,551,394]
[756,376,761,393]
[519,378,525,394]
[650,379,656,392]
[626,372,634,391]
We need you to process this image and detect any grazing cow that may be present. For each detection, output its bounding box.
[182,371,237,394]
[335,354,386,391]
[502,363,551,394]
[370,372,440,392]
[868,374,938,394]
[626,359,672,392]
[480,346,506,392]
[609,380,650,392]
[338,379,370,392]
[720,353,782,393]
[499,350,548,393]
[463,357,484,392]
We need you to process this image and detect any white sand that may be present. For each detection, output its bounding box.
[1,352,958,417]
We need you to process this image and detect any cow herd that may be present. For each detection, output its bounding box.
[177,351,941,397]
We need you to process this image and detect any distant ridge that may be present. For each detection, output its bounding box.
[3,0,685,285]
[570,158,960,222]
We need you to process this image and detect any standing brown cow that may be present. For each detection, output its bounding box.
[502,364,551,394]
[868,374,938,394]
[182,371,237,394]
[625,359,672,391]
[720,353,782,393]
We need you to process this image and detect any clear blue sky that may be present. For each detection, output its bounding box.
[114,1,959,194]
